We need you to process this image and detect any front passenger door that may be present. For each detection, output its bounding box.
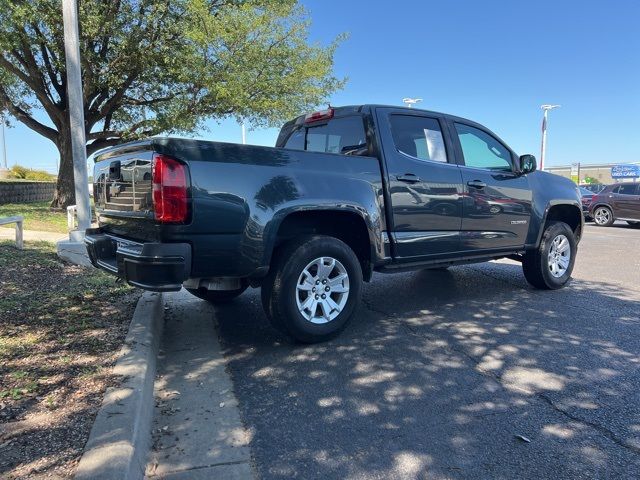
[451,121,533,251]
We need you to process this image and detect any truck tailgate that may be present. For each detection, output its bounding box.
[93,146,157,241]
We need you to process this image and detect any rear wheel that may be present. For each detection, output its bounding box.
[186,285,248,303]
[593,206,614,226]
[261,235,362,343]
[522,221,576,290]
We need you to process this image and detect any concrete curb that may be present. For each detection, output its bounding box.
[75,291,164,480]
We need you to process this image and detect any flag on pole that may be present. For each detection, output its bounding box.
[541,114,546,133]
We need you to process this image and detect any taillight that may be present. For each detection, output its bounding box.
[152,154,189,223]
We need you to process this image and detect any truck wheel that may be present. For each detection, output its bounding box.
[185,285,248,303]
[593,206,614,226]
[261,235,363,343]
[522,221,576,290]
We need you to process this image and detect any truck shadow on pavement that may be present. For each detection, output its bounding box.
[211,262,640,480]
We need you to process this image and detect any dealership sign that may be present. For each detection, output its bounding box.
[611,164,640,179]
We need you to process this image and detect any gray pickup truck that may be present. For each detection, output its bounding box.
[86,105,583,342]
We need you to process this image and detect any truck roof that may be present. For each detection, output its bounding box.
[287,104,483,128]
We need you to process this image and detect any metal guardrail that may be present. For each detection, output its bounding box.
[0,215,24,249]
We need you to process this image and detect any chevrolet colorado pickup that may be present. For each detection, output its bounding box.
[86,105,583,343]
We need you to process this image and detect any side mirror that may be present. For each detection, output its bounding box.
[519,154,537,174]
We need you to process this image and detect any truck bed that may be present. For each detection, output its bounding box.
[91,137,387,280]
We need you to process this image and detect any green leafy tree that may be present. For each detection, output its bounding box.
[583,176,600,185]
[0,0,344,207]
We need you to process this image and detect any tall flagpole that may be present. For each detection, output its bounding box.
[540,104,560,171]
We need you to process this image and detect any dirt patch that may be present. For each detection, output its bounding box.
[0,241,141,479]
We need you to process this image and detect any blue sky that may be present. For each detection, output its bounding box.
[3,0,639,173]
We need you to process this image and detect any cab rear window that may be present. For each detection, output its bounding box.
[284,116,368,156]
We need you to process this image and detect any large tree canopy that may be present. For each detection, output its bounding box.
[0,0,344,207]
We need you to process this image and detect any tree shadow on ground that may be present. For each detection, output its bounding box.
[210,262,640,479]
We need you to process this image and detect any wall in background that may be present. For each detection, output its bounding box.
[0,181,55,204]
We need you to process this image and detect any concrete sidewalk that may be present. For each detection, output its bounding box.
[146,290,254,480]
[0,226,66,243]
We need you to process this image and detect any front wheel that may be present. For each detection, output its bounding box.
[522,221,577,290]
[261,235,363,343]
[593,206,614,226]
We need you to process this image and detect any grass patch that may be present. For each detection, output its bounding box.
[0,201,68,233]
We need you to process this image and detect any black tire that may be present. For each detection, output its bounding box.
[185,285,247,303]
[261,235,363,343]
[522,221,577,290]
[593,206,614,227]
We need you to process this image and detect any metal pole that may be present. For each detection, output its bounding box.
[241,123,246,145]
[0,115,7,169]
[62,0,91,232]
[540,109,548,171]
[402,97,422,109]
[540,104,560,172]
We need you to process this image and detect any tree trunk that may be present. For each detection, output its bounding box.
[50,125,76,209]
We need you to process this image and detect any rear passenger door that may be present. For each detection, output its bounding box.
[375,108,464,261]
[613,183,640,219]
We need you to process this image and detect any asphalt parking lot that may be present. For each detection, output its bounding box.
[177,222,640,479]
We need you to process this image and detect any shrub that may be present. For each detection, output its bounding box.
[10,165,56,181]
[10,165,29,179]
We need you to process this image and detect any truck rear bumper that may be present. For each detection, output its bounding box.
[85,228,191,292]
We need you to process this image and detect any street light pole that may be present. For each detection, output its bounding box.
[540,104,560,171]
[403,97,423,108]
[62,0,91,232]
[0,114,7,170]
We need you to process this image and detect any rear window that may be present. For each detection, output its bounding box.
[284,116,367,156]
[617,184,639,195]
[389,115,447,163]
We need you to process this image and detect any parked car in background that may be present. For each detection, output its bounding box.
[589,183,640,227]
[580,183,606,194]
[579,187,596,221]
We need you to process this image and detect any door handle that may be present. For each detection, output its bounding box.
[467,180,486,189]
[396,174,421,183]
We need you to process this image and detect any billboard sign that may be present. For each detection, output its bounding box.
[570,163,580,183]
[611,164,640,179]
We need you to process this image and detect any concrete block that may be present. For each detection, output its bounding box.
[56,237,91,266]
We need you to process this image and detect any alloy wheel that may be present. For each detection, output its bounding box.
[295,256,350,324]
[594,207,611,225]
[548,234,571,278]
